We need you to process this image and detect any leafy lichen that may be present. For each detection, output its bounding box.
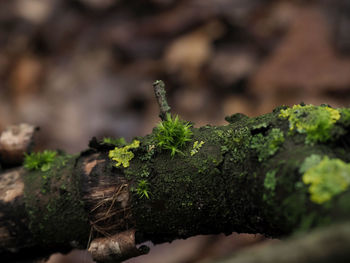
[279,104,340,144]
[301,156,350,204]
[251,128,285,162]
[109,140,140,168]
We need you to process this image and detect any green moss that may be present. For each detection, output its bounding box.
[215,126,251,164]
[155,113,193,157]
[299,154,322,174]
[23,154,89,246]
[301,156,350,204]
[263,170,277,202]
[279,104,340,144]
[251,128,285,162]
[140,144,156,161]
[264,170,277,191]
[281,190,307,230]
[190,141,205,156]
[136,179,150,199]
[139,168,151,178]
[109,140,140,168]
[339,108,350,127]
[225,113,249,124]
[102,137,126,146]
[252,122,268,130]
[24,150,57,172]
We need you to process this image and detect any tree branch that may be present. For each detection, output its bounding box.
[1,95,350,262]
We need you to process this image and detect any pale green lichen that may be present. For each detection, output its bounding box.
[190,141,205,156]
[109,140,140,168]
[301,156,350,204]
[279,104,340,144]
[251,128,285,162]
[24,150,57,172]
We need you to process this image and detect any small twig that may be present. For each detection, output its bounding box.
[153,80,171,121]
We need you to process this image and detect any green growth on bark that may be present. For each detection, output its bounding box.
[102,137,127,146]
[279,104,340,144]
[135,179,150,199]
[155,113,193,157]
[251,128,285,162]
[190,140,205,156]
[301,155,350,204]
[263,170,277,203]
[109,140,140,168]
[24,150,57,172]
[23,153,89,246]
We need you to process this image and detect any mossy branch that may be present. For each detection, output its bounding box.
[1,103,350,262]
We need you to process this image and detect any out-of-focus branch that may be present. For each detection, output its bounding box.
[216,222,350,263]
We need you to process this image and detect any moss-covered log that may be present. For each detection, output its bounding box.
[1,104,350,262]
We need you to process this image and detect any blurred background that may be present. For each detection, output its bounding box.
[1,0,350,262]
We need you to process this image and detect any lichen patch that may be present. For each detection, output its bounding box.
[301,156,350,204]
[279,104,340,144]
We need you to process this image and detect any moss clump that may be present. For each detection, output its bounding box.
[279,104,340,144]
[24,150,57,172]
[109,140,140,168]
[190,141,205,156]
[251,128,285,162]
[155,113,193,157]
[136,179,150,199]
[301,156,350,204]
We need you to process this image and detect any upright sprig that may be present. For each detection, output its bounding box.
[136,179,150,199]
[152,80,193,157]
[153,80,171,120]
[155,113,193,157]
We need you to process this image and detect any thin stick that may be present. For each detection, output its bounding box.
[153,80,171,120]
